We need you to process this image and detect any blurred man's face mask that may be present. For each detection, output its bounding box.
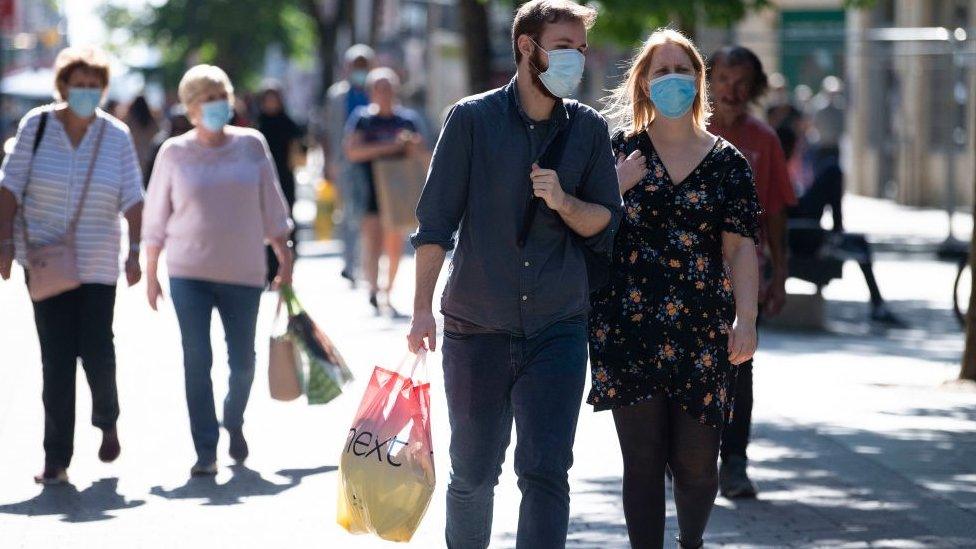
[528,37,585,99]
[350,70,369,88]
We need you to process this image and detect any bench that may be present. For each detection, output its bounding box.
[765,222,844,331]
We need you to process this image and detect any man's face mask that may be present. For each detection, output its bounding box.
[530,37,585,99]
[349,70,369,88]
[649,73,697,119]
[67,87,102,118]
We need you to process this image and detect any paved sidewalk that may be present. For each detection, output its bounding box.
[0,245,974,547]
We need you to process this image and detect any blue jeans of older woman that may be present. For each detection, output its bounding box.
[169,277,262,465]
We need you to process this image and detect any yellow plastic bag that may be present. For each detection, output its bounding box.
[337,352,435,542]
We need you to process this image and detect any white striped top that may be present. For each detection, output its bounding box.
[0,106,145,285]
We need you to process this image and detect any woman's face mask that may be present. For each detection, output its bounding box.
[67,87,102,118]
[649,73,697,119]
[531,38,585,99]
[200,99,232,132]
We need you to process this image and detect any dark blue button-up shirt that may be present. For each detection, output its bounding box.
[410,77,623,338]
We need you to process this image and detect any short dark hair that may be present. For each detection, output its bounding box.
[707,45,769,102]
[511,0,597,64]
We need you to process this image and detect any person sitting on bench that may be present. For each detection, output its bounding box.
[787,76,904,327]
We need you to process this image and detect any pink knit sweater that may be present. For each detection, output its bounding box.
[142,127,293,288]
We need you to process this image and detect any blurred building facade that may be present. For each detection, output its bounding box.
[698,0,975,211]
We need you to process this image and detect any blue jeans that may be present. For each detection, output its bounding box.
[169,277,263,464]
[442,316,588,549]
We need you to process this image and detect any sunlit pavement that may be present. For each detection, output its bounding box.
[1,204,975,547]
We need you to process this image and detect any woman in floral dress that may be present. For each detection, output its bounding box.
[590,29,761,549]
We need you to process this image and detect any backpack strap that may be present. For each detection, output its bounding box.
[32,111,49,154]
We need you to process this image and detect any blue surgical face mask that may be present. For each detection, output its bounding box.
[531,38,585,98]
[200,99,232,132]
[67,87,102,118]
[349,70,369,88]
[649,73,697,119]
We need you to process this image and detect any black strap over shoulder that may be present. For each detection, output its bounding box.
[517,101,581,248]
[32,111,49,155]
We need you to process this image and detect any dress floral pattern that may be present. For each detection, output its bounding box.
[588,130,762,427]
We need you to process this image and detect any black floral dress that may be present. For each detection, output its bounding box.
[588,130,762,427]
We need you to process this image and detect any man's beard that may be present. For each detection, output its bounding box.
[529,47,559,100]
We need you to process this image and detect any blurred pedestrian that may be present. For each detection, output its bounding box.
[257,83,302,285]
[123,95,160,187]
[0,46,144,484]
[343,68,427,316]
[595,29,760,549]
[144,105,193,189]
[142,64,294,476]
[325,44,374,287]
[789,76,904,326]
[707,45,796,499]
[407,1,623,546]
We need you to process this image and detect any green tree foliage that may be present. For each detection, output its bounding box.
[101,0,317,90]
[587,0,874,46]
[588,0,771,45]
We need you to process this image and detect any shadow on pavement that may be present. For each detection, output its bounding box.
[149,464,336,506]
[545,417,976,549]
[762,299,963,364]
[0,477,145,523]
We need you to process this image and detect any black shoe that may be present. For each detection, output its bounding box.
[98,426,121,463]
[228,428,249,464]
[676,537,704,549]
[871,304,907,328]
[340,269,357,289]
[720,455,757,499]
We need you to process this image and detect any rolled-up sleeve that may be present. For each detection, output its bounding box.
[141,141,174,248]
[410,102,472,251]
[577,116,623,259]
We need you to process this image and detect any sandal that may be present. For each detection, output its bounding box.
[190,461,218,477]
[34,467,69,485]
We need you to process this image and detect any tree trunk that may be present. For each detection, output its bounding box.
[304,0,352,104]
[459,0,492,94]
[961,108,976,381]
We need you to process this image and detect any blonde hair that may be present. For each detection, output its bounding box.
[603,28,711,136]
[178,64,235,107]
[53,47,111,100]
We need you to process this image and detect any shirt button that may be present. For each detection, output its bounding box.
[522,295,528,301]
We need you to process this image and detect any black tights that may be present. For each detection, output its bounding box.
[613,398,721,549]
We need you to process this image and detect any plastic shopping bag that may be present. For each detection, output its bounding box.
[279,285,353,405]
[337,351,435,542]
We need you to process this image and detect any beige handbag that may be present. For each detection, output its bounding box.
[22,119,107,302]
[371,154,429,233]
[268,296,302,401]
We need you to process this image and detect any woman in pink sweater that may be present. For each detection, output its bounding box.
[142,65,293,476]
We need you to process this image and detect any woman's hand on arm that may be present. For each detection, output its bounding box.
[123,203,143,287]
[145,244,163,310]
[723,231,759,365]
[616,150,648,195]
[343,131,405,163]
[269,234,294,290]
